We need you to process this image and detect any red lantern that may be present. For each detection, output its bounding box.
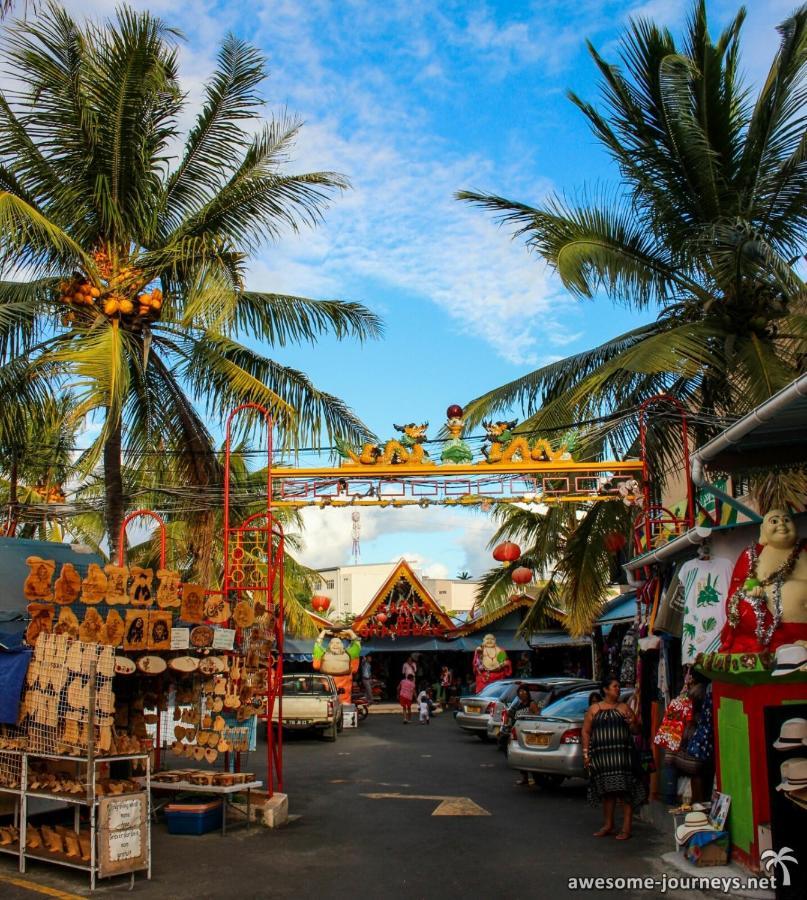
[511,566,533,585]
[493,541,521,564]
[311,595,331,613]
[376,611,388,624]
[603,532,627,553]
[446,404,464,419]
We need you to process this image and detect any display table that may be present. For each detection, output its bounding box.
[147,780,263,836]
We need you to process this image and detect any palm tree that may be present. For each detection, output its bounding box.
[457,1,807,474]
[0,393,82,538]
[475,502,634,637]
[0,3,381,555]
[456,570,472,580]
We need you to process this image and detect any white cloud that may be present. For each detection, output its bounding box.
[294,504,498,575]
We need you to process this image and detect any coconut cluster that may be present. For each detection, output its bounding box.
[56,248,164,325]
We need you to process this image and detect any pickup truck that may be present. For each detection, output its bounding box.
[271,673,344,741]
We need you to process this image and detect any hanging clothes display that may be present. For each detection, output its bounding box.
[653,565,686,638]
[677,556,733,664]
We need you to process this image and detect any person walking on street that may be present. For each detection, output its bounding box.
[361,654,374,704]
[402,655,417,681]
[581,677,645,840]
[398,673,415,723]
[438,665,452,710]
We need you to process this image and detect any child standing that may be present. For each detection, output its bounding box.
[417,688,433,725]
[398,673,415,723]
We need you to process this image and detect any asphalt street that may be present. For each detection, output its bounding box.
[0,711,705,900]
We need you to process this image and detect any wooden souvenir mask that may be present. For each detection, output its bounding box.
[104,565,129,605]
[53,562,81,605]
[78,607,105,643]
[24,557,55,601]
[103,609,125,647]
[80,563,107,604]
[148,610,173,650]
[129,567,154,607]
[180,584,206,623]
[123,610,148,651]
[156,568,181,609]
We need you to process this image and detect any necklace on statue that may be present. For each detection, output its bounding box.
[727,541,804,647]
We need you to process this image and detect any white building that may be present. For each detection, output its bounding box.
[315,561,479,620]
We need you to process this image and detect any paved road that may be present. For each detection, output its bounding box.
[0,712,702,899]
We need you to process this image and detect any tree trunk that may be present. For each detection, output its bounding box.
[104,415,124,561]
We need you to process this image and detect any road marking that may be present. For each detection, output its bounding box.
[420,754,432,758]
[337,752,351,756]
[479,763,494,768]
[362,792,490,816]
[329,778,349,783]
[0,874,84,900]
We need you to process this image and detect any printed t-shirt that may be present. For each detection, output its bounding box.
[677,557,733,663]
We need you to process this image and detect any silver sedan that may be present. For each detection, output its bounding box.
[455,680,519,736]
[507,689,632,787]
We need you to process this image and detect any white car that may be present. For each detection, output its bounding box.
[271,673,344,741]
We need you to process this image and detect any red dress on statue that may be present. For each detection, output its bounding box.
[720,544,807,652]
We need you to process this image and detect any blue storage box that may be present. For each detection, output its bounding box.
[164,800,223,835]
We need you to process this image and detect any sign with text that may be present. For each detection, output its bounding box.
[170,627,190,650]
[98,792,149,877]
[212,628,236,651]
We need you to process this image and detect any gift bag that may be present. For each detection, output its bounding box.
[654,694,693,751]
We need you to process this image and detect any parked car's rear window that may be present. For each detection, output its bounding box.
[501,683,551,705]
[540,691,592,719]
[476,681,512,699]
[283,676,332,695]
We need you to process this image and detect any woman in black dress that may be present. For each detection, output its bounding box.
[581,677,645,840]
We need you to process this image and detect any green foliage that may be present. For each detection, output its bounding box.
[474,502,635,637]
[0,3,380,549]
[458,1,807,465]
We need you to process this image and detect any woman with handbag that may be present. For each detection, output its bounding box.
[582,677,647,840]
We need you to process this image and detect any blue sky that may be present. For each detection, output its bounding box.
[63,0,794,576]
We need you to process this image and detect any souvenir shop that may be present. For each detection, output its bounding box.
[624,378,807,899]
[0,508,279,889]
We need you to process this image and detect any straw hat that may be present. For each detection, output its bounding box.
[771,644,807,677]
[675,811,717,844]
[775,757,807,792]
[773,718,807,750]
[785,787,807,812]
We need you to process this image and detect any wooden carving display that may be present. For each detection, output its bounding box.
[204,594,231,624]
[79,607,105,643]
[54,606,80,640]
[148,611,172,650]
[156,568,181,609]
[123,611,148,651]
[24,557,55,601]
[103,609,125,647]
[180,584,206,623]
[104,565,129,605]
[53,562,81,604]
[80,563,108,604]
[233,600,255,629]
[129,567,153,607]
[25,603,54,645]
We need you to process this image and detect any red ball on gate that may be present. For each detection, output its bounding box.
[376,611,388,624]
[311,595,331,613]
[511,566,533,585]
[493,541,521,564]
[446,404,464,419]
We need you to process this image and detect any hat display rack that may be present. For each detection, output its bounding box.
[772,717,807,814]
